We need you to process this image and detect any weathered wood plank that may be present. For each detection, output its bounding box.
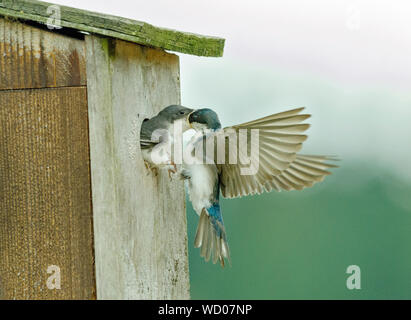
[86,35,190,300]
[0,17,86,90]
[0,0,225,57]
[0,87,96,299]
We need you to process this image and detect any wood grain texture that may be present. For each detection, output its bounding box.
[0,87,96,299]
[0,0,225,57]
[86,35,190,300]
[0,17,86,90]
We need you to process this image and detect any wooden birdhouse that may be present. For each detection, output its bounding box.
[0,0,224,299]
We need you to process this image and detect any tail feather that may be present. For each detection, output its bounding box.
[195,211,208,248]
[194,207,231,267]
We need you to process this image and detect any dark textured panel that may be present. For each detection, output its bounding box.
[0,87,95,299]
[0,17,86,90]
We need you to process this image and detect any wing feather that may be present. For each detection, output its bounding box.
[189,108,337,198]
[264,155,338,192]
[218,107,311,198]
[237,107,306,126]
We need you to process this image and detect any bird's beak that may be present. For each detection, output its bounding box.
[187,110,195,129]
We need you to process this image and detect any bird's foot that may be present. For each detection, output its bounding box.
[144,161,159,176]
[167,162,177,180]
[168,169,174,180]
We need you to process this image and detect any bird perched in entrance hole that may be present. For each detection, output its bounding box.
[183,107,338,267]
[140,105,193,176]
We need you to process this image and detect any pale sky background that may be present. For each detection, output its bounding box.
[51,0,411,180]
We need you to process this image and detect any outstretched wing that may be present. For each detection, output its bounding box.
[217,107,312,198]
[263,155,338,192]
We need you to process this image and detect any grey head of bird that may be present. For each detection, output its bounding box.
[140,105,194,148]
[155,104,194,133]
[157,105,193,123]
[188,108,222,131]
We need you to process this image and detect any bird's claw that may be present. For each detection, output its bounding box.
[144,161,158,176]
[167,162,178,180]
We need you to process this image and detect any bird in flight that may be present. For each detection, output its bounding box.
[183,107,337,267]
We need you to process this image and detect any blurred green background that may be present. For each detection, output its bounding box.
[180,58,411,299]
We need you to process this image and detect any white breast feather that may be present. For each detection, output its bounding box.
[186,164,218,216]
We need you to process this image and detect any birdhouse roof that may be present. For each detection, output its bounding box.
[0,0,225,57]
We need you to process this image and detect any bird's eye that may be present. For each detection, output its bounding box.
[179,111,186,115]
